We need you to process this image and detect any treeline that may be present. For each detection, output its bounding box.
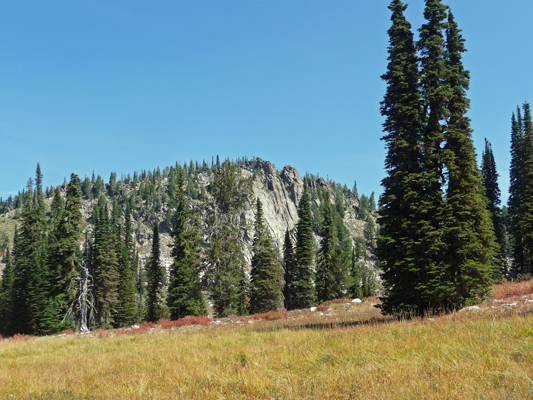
[0,159,376,336]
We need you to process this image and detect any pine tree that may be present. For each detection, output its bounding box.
[294,178,316,309]
[283,229,296,310]
[316,191,336,303]
[146,223,164,322]
[481,138,507,275]
[249,198,283,314]
[167,170,207,319]
[376,0,427,315]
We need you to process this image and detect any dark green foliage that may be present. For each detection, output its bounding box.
[167,170,207,320]
[438,10,495,308]
[92,199,120,328]
[377,1,494,316]
[283,229,296,310]
[49,174,83,315]
[350,248,363,300]
[0,249,14,335]
[316,191,336,303]
[116,244,138,327]
[509,103,533,274]
[146,223,165,322]
[481,139,507,275]
[249,198,283,314]
[294,179,316,309]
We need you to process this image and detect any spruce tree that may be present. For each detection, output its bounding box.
[316,191,336,303]
[167,170,207,319]
[283,229,296,310]
[350,248,363,300]
[294,178,316,309]
[146,223,164,322]
[249,198,283,314]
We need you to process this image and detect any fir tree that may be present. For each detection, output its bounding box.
[294,178,316,309]
[167,170,207,319]
[0,248,14,335]
[146,223,164,322]
[350,248,363,300]
[249,198,283,314]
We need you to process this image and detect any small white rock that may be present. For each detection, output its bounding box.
[352,298,362,303]
[132,324,140,329]
[310,307,317,312]
[458,306,482,313]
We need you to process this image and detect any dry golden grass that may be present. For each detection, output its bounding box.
[1,296,533,400]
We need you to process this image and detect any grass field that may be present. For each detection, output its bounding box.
[1,285,533,399]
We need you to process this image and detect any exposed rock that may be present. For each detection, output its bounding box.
[458,306,482,313]
[352,298,362,303]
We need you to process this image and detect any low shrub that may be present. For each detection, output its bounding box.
[249,308,288,321]
[95,328,110,338]
[60,330,75,335]
[493,279,533,300]
[10,334,31,342]
[158,316,211,330]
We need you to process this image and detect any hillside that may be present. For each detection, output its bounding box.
[0,157,380,289]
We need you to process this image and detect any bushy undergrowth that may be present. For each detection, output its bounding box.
[248,308,288,321]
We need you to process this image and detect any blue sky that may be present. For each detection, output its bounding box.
[1,1,532,204]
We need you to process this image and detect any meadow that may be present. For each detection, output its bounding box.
[1,282,532,399]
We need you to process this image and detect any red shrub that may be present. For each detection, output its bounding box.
[60,330,75,335]
[158,316,211,330]
[0,334,4,341]
[248,308,289,321]
[493,279,533,300]
[95,328,110,338]
[11,334,32,341]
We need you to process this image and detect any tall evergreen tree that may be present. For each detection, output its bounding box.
[92,199,120,328]
[438,10,495,308]
[316,191,336,303]
[376,0,427,315]
[249,198,283,314]
[146,223,164,322]
[481,138,507,275]
[167,170,207,319]
[49,174,83,316]
[294,178,316,309]
[283,229,296,310]
[0,248,14,335]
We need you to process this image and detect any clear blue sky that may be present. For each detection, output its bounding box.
[1,0,532,204]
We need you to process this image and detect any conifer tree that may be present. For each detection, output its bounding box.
[350,248,363,300]
[249,198,283,314]
[439,10,495,308]
[146,223,164,322]
[283,229,296,310]
[316,191,336,303]
[0,248,14,335]
[294,178,316,309]
[92,199,120,328]
[49,174,83,315]
[376,0,427,315]
[167,170,207,319]
[481,138,507,274]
